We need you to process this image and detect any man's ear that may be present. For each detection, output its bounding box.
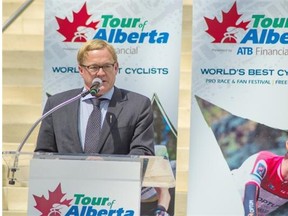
[114,62,119,75]
[78,65,84,75]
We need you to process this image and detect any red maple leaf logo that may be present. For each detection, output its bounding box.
[33,183,73,216]
[55,2,100,42]
[204,2,250,43]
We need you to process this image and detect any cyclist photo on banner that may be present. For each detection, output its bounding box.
[195,95,288,216]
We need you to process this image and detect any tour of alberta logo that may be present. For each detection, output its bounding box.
[33,183,73,216]
[204,2,250,44]
[204,1,288,56]
[55,2,169,44]
[32,183,135,216]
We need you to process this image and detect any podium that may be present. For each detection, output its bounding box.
[2,151,175,215]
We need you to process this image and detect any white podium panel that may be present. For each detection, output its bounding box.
[27,157,142,216]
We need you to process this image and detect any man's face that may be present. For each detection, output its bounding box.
[78,48,118,96]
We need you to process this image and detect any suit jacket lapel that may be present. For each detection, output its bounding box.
[69,89,83,152]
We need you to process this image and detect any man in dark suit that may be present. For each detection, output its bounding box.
[35,39,170,215]
[35,39,154,156]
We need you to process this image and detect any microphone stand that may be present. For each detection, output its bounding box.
[7,90,90,185]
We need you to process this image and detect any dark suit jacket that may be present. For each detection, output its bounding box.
[35,86,155,156]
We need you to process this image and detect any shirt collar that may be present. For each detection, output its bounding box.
[82,87,114,101]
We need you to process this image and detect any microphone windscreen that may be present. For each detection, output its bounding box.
[91,78,102,86]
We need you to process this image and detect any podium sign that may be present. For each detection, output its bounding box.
[27,156,142,216]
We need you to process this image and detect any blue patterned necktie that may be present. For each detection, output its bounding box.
[84,98,101,153]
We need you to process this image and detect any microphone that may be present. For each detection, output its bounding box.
[6,87,93,185]
[5,79,103,184]
[90,78,102,96]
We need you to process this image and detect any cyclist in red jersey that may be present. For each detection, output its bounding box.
[232,140,288,216]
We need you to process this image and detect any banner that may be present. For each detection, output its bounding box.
[28,158,142,215]
[188,0,288,215]
[44,1,182,215]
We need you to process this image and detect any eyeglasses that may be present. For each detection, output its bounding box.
[81,63,115,74]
